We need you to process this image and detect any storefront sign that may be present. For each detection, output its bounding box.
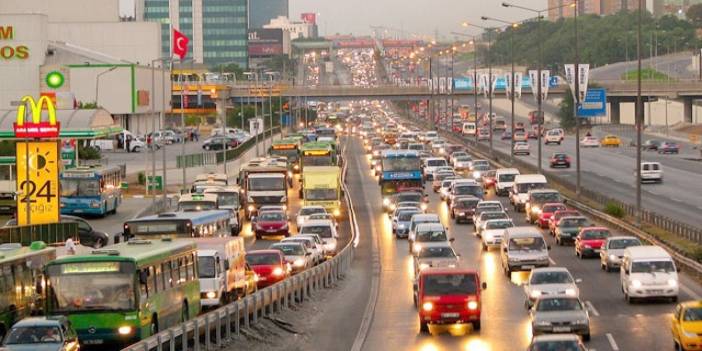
[0,26,29,60]
[14,96,60,138]
[16,141,60,225]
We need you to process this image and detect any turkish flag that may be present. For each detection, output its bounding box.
[173,29,189,59]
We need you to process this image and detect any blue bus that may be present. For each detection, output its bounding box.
[379,150,423,195]
[60,166,123,216]
[122,210,232,240]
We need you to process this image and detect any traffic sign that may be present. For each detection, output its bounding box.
[147,175,163,191]
[16,141,60,225]
[577,88,607,118]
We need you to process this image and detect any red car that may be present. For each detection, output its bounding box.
[575,227,611,259]
[481,170,496,190]
[537,203,568,229]
[252,211,290,239]
[415,268,486,334]
[246,250,290,288]
[549,153,571,168]
[548,209,581,236]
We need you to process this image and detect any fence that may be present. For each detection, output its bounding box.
[176,127,281,169]
[123,139,356,351]
[0,223,78,246]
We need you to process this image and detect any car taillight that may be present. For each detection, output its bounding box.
[566,157,571,162]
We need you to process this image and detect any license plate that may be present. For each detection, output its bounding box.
[266,229,279,232]
[648,289,664,294]
[84,339,104,345]
[441,313,459,318]
[593,249,600,253]
[522,265,535,270]
[553,327,571,332]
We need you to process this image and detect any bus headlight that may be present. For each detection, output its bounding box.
[118,326,133,335]
[422,302,433,312]
[383,198,390,206]
[420,203,428,211]
[293,259,305,267]
[333,208,341,217]
[206,291,217,299]
[248,205,255,212]
[467,301,479,310]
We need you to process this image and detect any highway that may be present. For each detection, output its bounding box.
[341,133,702,351]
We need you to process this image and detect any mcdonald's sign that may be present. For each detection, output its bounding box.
[13,95,60,138]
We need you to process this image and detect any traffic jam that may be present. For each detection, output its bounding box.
[347,101,698,351]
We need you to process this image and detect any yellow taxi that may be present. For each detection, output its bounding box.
[600,134,622,147]
[671,300,702,351]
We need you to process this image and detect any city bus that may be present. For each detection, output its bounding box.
[60,165,124,216]
[269,138,300,173]
[0,241,56,337]
[122,210,232,241]
[44,239,200,347]
[299,142,337,172]
[0,156,16,215]
[379,150,423,195]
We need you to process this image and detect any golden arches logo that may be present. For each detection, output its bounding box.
[16,95,57,126]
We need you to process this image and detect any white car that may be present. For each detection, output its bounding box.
[514,141,530,155]
[299,219,338,257]
[640,162,663,183]
[581,136,600,147]
[474,211,510,235]
[295,206,327,230]
[453,156,473,171]
[524,267,580,308]
[544,129,564,145]
[281,236,323,265]
[413,242,459,278]
[269,242,312,274]
[422,157,449,180]
[449,151,469,166]
[480,219,514,250]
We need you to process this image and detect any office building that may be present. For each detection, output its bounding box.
[250,0,289,29]
[138,0,249,68]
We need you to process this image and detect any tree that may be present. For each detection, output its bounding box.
[214,63,244,81]
[558,88,576,131]
[687,4,702,27]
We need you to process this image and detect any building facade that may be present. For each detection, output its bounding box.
[263,16,318,40]
[138,0,248,68]
[250,0,289,29]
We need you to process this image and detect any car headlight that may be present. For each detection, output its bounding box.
[333,208,341,217]
[206,291,217,299]
[389,204,396,211]
[574,318,589,325]
[118,326,133,335]
[530,290,542,299]
[583,244,591,249]
[325,242,337,250]
[287,171,293,177]
[565,288,577,296]
[420,203,428,211]
[422,301,433,312]
[383,198,391,206]
[609,254,618,261]
[683,329,698,338]
[419,263,429,271]
[668,279,678,287]
[467,301,479,310]
[448,263,456,268]
[247,205,255,212]
[631,280,642,288]
[294,164,300,170]
[473,171,480,178]
[532,207,541,214]
[272,267,284,276]
[293,259,305,267]
[398,224,406,229]
[439,147,445,153]
[414,244,422,254]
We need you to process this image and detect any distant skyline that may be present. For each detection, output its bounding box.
[120,0,548,38]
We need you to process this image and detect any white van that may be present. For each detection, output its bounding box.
[500,226,550,275]
[620,245,678,303]
[462,122,477,136]
[640,162,663,183]
[495,168,520,196]
[196,237,248,307]
[510,174,548,212]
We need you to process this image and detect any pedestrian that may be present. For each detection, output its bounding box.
[194,127,199,142]
[126,134,132,153]
[65,238,76,255]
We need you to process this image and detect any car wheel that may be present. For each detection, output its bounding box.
[255,233,262,240]
[419,321,429,334]
[582,333,590,342]
[204,145,210,151]
[132,146,141,153]
[601,263,606,271]
[472,321,481,331]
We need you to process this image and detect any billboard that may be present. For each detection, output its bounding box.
[301,13,317,24]
[248,29,284,57]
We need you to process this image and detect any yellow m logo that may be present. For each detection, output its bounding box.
[16,96,57,126]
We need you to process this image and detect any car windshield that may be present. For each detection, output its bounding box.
[4,326,63,344]
[509,237,545,251]
[517,182,546,193]
[473,164,490,171]
[531,271,573,285]
[300,208,326,216]
[272,244,305,256]
[396,194,422,203]
[531,340,583,351]
[560,218,589,227]
[684,307,702,321]
[631,260,676,273]
[485,220,513,229]
[423,273,476,295]
[477,206,502,214]
[398,211,420,221]
[582,230,609,240]
[427,159,447,167]
[455,186,483,197]
[481,212,508,221]
[246,254,280,266]
[198,256,216,279]
[543,204,567,213]
[416,230,448,242]
[456,156,471,162]
[259,212,285,221]
[435,173,454,181]
[536,298,583,312]
[532,192,561,203]
[456,199,479,208]
[609,239,641,250]
[301,225,333,238]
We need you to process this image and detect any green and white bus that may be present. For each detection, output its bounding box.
[44,239,200,348]
[0,241,56,337]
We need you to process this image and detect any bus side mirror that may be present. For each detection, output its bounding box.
[224,260,230,270]
[482,282,487,290]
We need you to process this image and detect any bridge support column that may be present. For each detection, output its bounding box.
[609,99,621,124]
[683,97,694,123]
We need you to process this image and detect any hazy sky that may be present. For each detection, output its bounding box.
[120,0,548,38]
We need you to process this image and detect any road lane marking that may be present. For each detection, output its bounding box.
[585,301,600,317]
[671,197,683,202]
[548,257,557,265]
[606,333,620,351]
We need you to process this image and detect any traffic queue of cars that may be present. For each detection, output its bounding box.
[355,111,692,350]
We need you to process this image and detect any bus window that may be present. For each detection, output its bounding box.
[179,257,187,284]
[139,269,148,299]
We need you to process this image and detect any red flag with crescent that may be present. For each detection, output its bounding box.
[173,29,189,59]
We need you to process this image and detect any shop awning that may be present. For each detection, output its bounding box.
[0,109,122,139]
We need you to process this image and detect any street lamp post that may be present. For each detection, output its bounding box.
[635,0,643,225]
[462,22,495,156]
[244,71,261,156]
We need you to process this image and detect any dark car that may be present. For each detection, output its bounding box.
[658,141,680,154]
[449,196,480,224]
[549,153,571,168]
[4,215,109,248]
[643,139,662,151]
[202,136,238,151]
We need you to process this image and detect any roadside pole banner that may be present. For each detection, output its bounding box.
[529,70,538,100]
[491,75,497,97]
[514,72,523,98]
[578,64,590,102]
[564,64,576,99]
[480,74,488,97]
[504,73,512,97]
[541,70,550,101]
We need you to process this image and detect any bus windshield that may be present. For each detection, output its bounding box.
[305,189,337,200]
[249,177,286,191]
[47,262,136,313]
[214,192,240,208]
[61,179,100,197]
[198,257,216,278]
[178,201,217,211]
[382,157,421,172]
[302,154,333,166]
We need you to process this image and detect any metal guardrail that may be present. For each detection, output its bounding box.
[0,223,79,246]
[123,139,357,351]
[176,128,280,169]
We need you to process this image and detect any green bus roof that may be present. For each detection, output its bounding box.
[0,242,55,264]
[47,239,197,268]
[0,156,15,165]
[273,137,299,145]
[300,141,333,151]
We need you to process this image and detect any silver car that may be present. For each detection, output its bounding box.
[524,267,580,308]
[480,219,514,250]
[530,296,590,341]
[527,334,588,351]
[600,236,642,272]
[412,243,459,278]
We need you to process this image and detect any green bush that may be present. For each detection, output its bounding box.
[78,144,101,160]
[137,171,145,185]
[604,201,625,218]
